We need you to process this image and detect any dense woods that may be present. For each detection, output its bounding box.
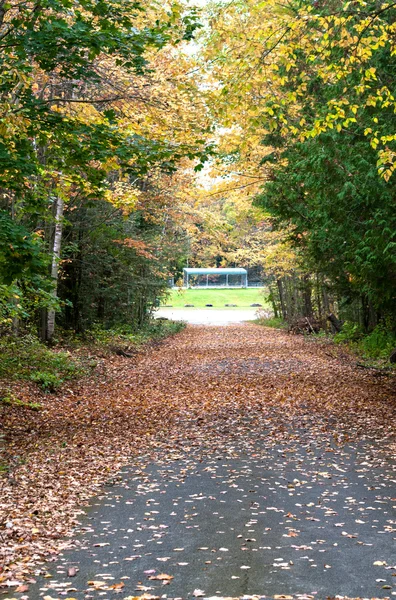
[0,0,395,355]
[198,0,396,354]
[0,0,210,339]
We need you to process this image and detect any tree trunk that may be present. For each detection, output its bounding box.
[327,312,342,333]
[361,295,371,332]
[12,288,19,336]
[73,224,84,333]
[276,278,287,320]
[316,274,322,321]
[268,283,279,318]
[302,274,313,318]
[322,286,330,314]
[46,196,64,342]
[285,274,298,321]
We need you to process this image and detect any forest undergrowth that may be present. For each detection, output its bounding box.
[0,320,184,392]
[255,315,396,369]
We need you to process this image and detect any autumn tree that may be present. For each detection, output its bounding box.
[200,0,396,332]
[0,0,212,337]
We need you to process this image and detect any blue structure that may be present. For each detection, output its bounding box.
[183,267,248,288]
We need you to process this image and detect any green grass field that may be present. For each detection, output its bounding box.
[162,288,268,308]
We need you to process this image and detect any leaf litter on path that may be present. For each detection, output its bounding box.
[0,324,395,598]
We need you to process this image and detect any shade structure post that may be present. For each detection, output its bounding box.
[226,274,229,287]
[206,274,209,287]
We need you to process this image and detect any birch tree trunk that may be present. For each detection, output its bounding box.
[46,196,64,342]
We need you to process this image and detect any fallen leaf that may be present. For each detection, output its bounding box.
[87,580,107,589]
[93,542,110,547]
[136,585,153,591]
[109,582,125,590]
[148,574,173,581]
[124,596,159,600]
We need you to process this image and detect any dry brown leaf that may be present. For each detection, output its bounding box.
[109,582,125,590]
[148,573,173,581]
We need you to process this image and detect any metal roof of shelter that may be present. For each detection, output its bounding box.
[183,268,247,275]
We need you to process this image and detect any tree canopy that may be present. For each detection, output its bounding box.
[0,0,395,344]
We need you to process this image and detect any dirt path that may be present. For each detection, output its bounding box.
[1,325,395,599]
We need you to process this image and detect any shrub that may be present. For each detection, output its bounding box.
[360,325,396,359]
[30,371,63,392]
[334,321,363,343]
[89,319,185,348]
[335,321,396,361]
[0,393,42,410]
[255,315,287,329]
[0,335,86,384]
